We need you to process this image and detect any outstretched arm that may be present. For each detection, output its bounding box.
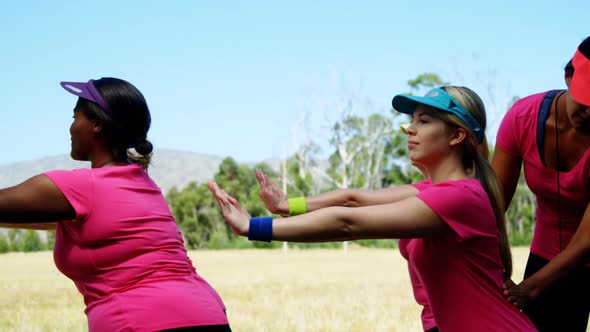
[0,174,75,227]
[256,168,419,216]
[0,223,57,230]
[504,203,590,308]
[211,181,450,242]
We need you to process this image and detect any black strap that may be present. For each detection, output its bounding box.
[537,90,562,164]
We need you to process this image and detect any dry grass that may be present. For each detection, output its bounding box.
[0,246,531,332]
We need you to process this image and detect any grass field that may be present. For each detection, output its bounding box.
[0,246,532,332]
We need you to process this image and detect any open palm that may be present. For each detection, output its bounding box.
[255,168,288,216]
[208,182,250,236]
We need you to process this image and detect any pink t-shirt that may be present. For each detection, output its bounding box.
[398,239,436,331]
[45,165,228,332]
[496,91,590,260]
[398,180,436,331]
[409,179,535,332]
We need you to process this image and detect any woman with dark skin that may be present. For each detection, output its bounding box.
[0,77,231,332]
[494,36,590,332]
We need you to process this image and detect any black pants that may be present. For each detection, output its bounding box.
[425,327,439,332]
[159,324,232,332]
[522,253,590,332]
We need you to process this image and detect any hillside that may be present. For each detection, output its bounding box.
[0,149,225,194]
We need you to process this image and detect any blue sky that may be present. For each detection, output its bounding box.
[0,0,587,166]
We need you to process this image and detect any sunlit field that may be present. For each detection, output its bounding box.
[0,246,532,332]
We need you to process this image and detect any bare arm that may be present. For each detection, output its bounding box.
[256,168,419,215]
[0,223,57,230]
[0,174,75,224]
[212,181,450,242]
[272,197,449,242]
[491,146,523,210]
[306,185,420,210]
[505,203,590,308]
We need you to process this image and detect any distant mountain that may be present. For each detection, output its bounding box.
[0,149,226,194]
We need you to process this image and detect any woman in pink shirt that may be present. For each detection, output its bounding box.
[209,86,536,331]
[0,78,230,332]
[398,238,437,331]
[495,36,590,331]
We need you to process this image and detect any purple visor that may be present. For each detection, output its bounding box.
[60,80,112,114]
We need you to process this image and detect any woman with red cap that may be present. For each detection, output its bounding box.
[493,36,590,332]
[0,78,231,332]
[210,86,536,331]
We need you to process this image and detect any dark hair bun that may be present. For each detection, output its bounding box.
[580,36,590,57]
[135,140,153,156]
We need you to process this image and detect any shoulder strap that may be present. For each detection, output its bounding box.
[537,90,562,163]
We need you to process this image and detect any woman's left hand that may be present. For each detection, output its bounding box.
[503,278,534,309]
[208,182,250,236]
[255,168,289,216]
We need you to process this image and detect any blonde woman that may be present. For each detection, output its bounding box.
[210,86,535,331]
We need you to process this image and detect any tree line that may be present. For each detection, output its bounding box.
[0,73,535,252]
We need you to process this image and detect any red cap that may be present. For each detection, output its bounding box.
[571,48,590,106]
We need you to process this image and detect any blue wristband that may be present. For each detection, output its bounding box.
[248,216,273,242]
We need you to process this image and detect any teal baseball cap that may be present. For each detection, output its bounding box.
[392,87,484,143]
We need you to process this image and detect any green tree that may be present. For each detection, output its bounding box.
[8,229,23,252]
[326,113,395,190]
[214,158,256,238]
[406,73,449,96]
[22,230,44,252]
[167,181,222,249]
[46,231,56,250]
[0,234,9,253]
[285,142,322,196]
[214,159,279,248]
[505,169,535,246]
[327,114,365,189]
[166,158,281,249]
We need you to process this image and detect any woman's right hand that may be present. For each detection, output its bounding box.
[208,182,250,236]
[503,278,536,309]
[256,168,289,216]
